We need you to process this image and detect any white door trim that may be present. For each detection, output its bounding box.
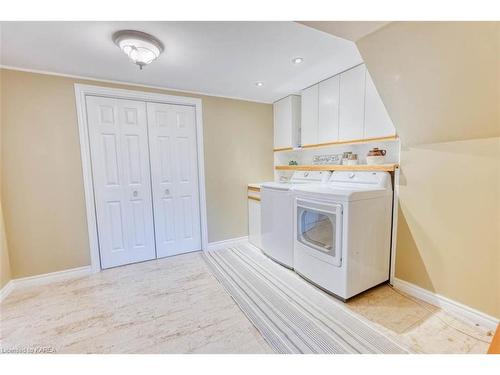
[74,84,208,273]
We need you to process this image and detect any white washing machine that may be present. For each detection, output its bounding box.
[293,171,393,300]
[260,171,331,268]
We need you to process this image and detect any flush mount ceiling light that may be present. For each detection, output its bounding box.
[292,57,304,64]
[255,81,264,87]
[113,30,164,70]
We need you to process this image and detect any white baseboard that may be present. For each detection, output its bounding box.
[0,265,92,303]
[4,257,496,332]
[393,278,499,331]
[206,236,248,251]
[1,239,248,302]
[0,280,15,302]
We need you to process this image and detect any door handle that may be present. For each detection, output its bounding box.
[133,190,139,197]
[165,189,170,196]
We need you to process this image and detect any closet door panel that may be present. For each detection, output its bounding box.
[124,135,142,184]
[161,196,176,245]
[147,103,202,258]
[149,106,176,254]
[118,100,155,258]
[171,105,201,249]
[107,201,125,251]
[86,96,156,269]
[130,200,147,247]
[101,134,120,186]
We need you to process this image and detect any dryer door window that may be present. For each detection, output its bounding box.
[296,199,342,266]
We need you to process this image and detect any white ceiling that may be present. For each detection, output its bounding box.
[0,21,362,103]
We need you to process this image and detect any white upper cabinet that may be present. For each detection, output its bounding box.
[318,75,340,144]
[275,64,396,150]
[273,95,300,149]
[364,70,396,138]
[338,64,366,141]
[300,84,319,146]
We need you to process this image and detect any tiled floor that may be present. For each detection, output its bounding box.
[0,249,493,354]
[0,252,271,354]
[346,284,492,353]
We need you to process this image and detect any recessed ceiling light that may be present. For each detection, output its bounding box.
[292,57,304,64]
[255,81,264,87]
[113,30,164,70]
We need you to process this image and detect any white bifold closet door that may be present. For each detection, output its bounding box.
[86,96,156,269]
[147,103,202,258]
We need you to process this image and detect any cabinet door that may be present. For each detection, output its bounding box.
[318,75,340,143]
[339,64,366,141]
[273,97,292,149]
[364,70,396,138]
[248,198,262,249]
[300,84,319,146]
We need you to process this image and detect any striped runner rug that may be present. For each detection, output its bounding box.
[204,243,409,354]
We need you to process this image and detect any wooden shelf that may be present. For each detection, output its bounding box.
[275,164,399,172]
[273,135,398,152]
[273,146,294,152]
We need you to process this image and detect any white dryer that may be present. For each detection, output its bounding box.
[261,171,331,268]
[293,171,393,300]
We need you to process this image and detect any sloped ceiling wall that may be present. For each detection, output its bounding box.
[357,22,499,146]
[356,22,500,318]
[297,21,390,42]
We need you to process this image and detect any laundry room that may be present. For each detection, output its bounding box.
[0,4,499,369]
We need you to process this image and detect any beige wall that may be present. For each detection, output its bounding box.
[0,68,274,279]
[0,201,11,289]
[357,22,500,318]
[0,70,12,289]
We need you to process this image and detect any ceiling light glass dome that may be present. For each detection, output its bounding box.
[113,30,164,69]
